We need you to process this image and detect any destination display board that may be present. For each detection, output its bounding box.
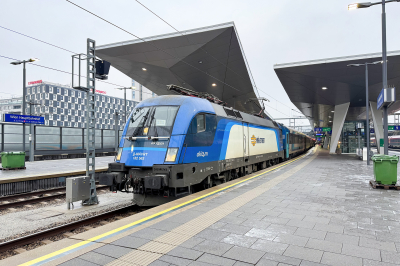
[4,114,44,124]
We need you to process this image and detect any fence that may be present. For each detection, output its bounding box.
[0,123,123,156]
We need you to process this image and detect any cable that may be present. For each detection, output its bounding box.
[66,0,245,94]
[0,26,78,54]
[1,55,156,97]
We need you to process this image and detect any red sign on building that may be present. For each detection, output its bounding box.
[95,90,107,94]
[28,80,43,85]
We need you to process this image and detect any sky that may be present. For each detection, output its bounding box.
[1,0,400,127]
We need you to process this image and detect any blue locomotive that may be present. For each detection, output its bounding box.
[100,89,314,206]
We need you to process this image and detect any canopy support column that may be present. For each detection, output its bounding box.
[370,101,384,154]
[329,102,350,154]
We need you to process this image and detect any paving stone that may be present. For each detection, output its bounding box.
[223,246,266,264]
[294,228,326,240]
[283,246,323,263]
[245,228,276,240]
[299,260,329,266]
[263,253,301,266]
[267,224,298,235]
[210,222,228,230]
[287,219,316,229]
[148,261,171,266]
[93,244,132,259]
[255,260,278,266]
[241,219,271,230]
[238,213,267,220]
[111,236,150,249]
[220,216,247,225]
[233,261,254,266]
[343,228,376,239]
[262,216,290,225]
[167,246,203,260]
[305,238,342,253]
[303,216,330,225]
[192,239,233,256]
[341,243,381,261]
[59,258,100,266]
[359,237,397,252]
[221,233,258,248]
[189,262,216,266]
[219,223,253,235]
[324,232,359,245]
[363,259,399,266]
[197,253,236,266]
[180,237,206,249]
[279,212,305,221]
[320,252,362,266]
[130,228,167,240]
[250,239,288,255]
[381,250,400,265]
[79,251,115,265]
[196,229,231,241]
[150,220,183,231]
[273,233,309,247]
[313,223,344,234]
[159,255,193,266]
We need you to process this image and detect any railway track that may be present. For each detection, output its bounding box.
[0,205,139,254]
[0,186,109,210]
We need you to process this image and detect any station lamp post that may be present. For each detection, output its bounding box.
[115,87,134,124]
[347,61,382,165]
[348,0,400,155]
[10,58,39,155]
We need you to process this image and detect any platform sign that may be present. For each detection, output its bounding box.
[377,87,396,110]
[314,127,331,132]
[388,125,400,130]
[3,114,44,124]
[380,138,384,147]
[370,128,375,133]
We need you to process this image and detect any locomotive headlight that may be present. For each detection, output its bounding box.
[165,148,179,162]
[116,148,123,161]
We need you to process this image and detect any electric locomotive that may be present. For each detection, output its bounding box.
[100,86,314,206]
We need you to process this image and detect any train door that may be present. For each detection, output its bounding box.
[243,122,249,161]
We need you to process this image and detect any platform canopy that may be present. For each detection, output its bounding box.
[97,22,266,116]
[274,51,400,128]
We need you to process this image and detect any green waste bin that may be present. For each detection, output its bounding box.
[1,152,26,169]
[371,154,399,185]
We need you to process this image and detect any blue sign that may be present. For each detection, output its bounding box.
[4,114,44,124]
[377,88,384,110]
[370,128,375,133]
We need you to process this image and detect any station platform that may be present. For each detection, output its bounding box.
[4,146,400,266]
[0,156,113,184]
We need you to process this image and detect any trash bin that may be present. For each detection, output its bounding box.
[371,154,399,185]
[0,152,26,169]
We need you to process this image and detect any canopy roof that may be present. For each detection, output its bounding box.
[97,22,266,116]
[274,51,400,128]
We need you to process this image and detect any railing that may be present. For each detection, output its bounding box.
[0,122,123,156]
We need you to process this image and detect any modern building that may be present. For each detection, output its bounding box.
[0,97,23,120]
[132,79,157,101]
[24,80,139,129]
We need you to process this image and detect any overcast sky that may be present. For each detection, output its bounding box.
[1,0,400,127]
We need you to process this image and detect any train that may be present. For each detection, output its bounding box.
[100,91,315,206]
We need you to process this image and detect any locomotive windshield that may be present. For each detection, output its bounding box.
[127,106,179,137]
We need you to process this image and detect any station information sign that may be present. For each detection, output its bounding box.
[4,114,44,124]
[314,127,331,132]
[388,126,400,130]
[377,87,396,110]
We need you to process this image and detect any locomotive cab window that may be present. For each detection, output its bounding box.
[197,114,205,132]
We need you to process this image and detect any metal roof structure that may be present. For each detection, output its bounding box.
[274,50,400,128]
[97,22,266,116]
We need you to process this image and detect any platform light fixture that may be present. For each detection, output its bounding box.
[322,87,328,90]
[348,2,372,10]
[198,61,203,64]
[142,68,147,71]
[331,111,334,113]
[212,83,217,87]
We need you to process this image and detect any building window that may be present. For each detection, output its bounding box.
[45,93,49,99]
[64,90,68,96]
[27,88,30,94]
[78,105,81,110]
[57,88,60,94]
[78,92,81,97]
[49,87,53,93]
[57,102,60,106]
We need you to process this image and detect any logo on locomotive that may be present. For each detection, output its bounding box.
[251,135,265,146]
[197,151,208,157]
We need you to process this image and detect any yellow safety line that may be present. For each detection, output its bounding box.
[21,147,317,266]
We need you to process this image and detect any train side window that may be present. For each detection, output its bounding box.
[197,114,206,132]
